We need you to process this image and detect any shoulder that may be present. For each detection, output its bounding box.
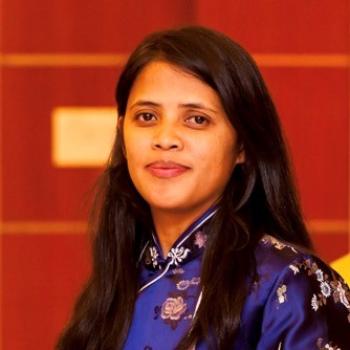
[248,235,350,349]
[254,234,346,282]
[255,234,307,273]
[254,235,350,308]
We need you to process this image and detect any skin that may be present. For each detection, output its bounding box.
[122,60,244,256]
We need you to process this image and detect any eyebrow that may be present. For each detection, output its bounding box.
[129,100,218,114]
[129,100,160,109]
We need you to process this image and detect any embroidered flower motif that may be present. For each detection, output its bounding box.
[322,344,341,350]
[291,258,350,322]
[289,264,300,275]
[168,246,191,266]
[311,294,319,311]
[172,267,185,275]
[176,276,201,291]
[177,280,191,290]
[320,281,332,298]
[262,235,298,253]
[161,296,187,321]
[277,284,287,304]
[333,281,350,309]
[149,246,159,268]
[317,337,342,350]
[191,276,200,284]
[194,231,207,248]
[315,269,324,282]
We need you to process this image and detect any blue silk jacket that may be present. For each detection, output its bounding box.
[124,207,350,349]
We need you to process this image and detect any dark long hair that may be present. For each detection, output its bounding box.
[56,26,312,350]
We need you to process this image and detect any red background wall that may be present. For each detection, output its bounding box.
[0,1,349,349]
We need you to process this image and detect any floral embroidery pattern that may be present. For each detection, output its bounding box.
[262,235,350,322]
[149,246,159,269]
[289,258,350,322]
[176,277,200,291]
[261,235,298,253]
[161,296,187,320]
[194,230,207,248]
[289,264,300,275]
[142,220,209,273]
[168,246,191,266]
[136,222,350,348]
[276,284,287,304]
[320,281,332,298]
[142,218,212,331]
[334,281,350,309]
[311,294,319,311]
[317,337,342,349]
[154,272,201,329]
[154,296,188,329]
[316,269,324,282]
[172,267,185,275]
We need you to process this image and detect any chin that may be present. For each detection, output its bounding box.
[147,196,212,215]
[147,200,187,212]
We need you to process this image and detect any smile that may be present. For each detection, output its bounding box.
[146,161,190,178]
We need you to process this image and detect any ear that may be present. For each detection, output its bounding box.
[236,143,245,164]
[235,146,245,165]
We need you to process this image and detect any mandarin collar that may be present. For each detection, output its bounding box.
[141,205,218,271]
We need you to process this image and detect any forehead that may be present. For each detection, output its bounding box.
[127,60,223,109]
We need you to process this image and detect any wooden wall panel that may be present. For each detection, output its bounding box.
[313,234,349,262]
[1,1,349,349]
[194,0,349,53]
[260,67,349,220]
[1,67,117,221]
[260,67,349,261]
[2,0,195,53]
[2,235,90,350]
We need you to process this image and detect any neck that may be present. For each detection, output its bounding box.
[151,205,214,257]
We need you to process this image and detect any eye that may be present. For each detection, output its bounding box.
[186,115,210,127]
[135,112,157,123]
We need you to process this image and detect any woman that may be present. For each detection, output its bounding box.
[57,26,350,349]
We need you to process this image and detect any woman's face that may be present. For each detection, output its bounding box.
[122,60,244,215]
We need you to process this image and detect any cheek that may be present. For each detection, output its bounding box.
[193,137,236,175]
[123,144,145,187]
[123,128,148,164]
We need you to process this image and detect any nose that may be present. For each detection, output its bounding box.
[151,123,183,151]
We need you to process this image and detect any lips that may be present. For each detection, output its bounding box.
[146,161,190,178]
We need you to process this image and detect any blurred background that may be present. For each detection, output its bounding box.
[0,1,349,349]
